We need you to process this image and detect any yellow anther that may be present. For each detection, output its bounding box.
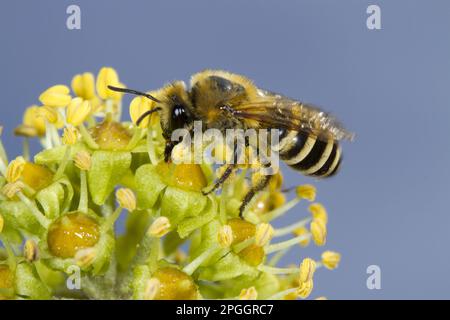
[148,217,171,238]
[129,96,156,128]
[74,247,97,268]
[308,203,328,224]
[217,225,233,248]
[24,239,38,262]
[255,223,274,247]
[0,214,4,233]
[62,126,79,145]
[321,251,341,270]
[6,156,26,183]
[71,72,96,100]
[297,279,314,299]
[74,151,92,171]
[295,184,316,201]
[37,105,59,124]
[116,188,136,212]
[67,98,92,126]
[144,278,161,300]
[2,181,24,199]
[22,105,46,136]
[310,219,327,246]
[293,226,310,247]
[299,257,316,283]
[239,287,258,300]
[39,85,71,107]
[96,67,122,100]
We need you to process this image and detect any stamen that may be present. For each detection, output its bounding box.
[273,217,312,237]
[183,245,219,276]
[260,198,300,222]
[265,233,311,254]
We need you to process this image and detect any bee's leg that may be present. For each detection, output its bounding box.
[201,164,236,195]
[239,174,271,219]
[164,140,178,162]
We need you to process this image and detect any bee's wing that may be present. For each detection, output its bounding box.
[233,89,355,142]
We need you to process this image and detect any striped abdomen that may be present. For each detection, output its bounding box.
[275,130,342,177]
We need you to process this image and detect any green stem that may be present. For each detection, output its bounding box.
[53,146,71,181]
[79,124,99,149]
[78,170,88,213]
[44,121,52,149]
[183,245,219,276]
[268,248,289,267]
[265,233,311,254]
[119,234,159,295]
[273,217,312,237]
[126,128,144,150]
[101,206,122,233]
[261,198,300,222]
[22,138,30,161]
[266,287,298,300]
[146,127,158,165]
[233,237,255,253]
[0,137,8,164]
[17,192,50,228]
[258,265,298,275]
[0,235,16,270]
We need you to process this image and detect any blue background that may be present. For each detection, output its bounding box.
[1,0,450,299]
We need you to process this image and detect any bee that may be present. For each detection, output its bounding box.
[109,70,354,217]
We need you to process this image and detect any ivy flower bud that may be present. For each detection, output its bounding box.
[62,127,79,145]
[310,219,327,246]
[6,156,26,183]
[297,279,314,299]
[255,223,274,247]
[0,214,4,233]
[148,217,171,238]
[217,225,233,248]
[74,151,92,171]
[295,184,316,201]
[71,72,95,100]
[67,98,92,126]
[116,188,136,212]
[299,257,316,283]
[24,239,38,262]
[96,67,122,100]
[75,247,97,268]
[308,203,328,224]
[39,85,71,107]
[293,226,310,247]
[321,251,341,270]
[2,181,24,199]
[239,287,258,300]
[144,278,161,300]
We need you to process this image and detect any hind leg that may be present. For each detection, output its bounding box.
[202,164,237,195]
[239,173,272,219]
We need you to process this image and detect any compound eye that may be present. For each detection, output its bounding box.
[171,104,189,130]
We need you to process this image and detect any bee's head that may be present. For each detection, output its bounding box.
[108,82,196,139]
[156,81,195,139]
